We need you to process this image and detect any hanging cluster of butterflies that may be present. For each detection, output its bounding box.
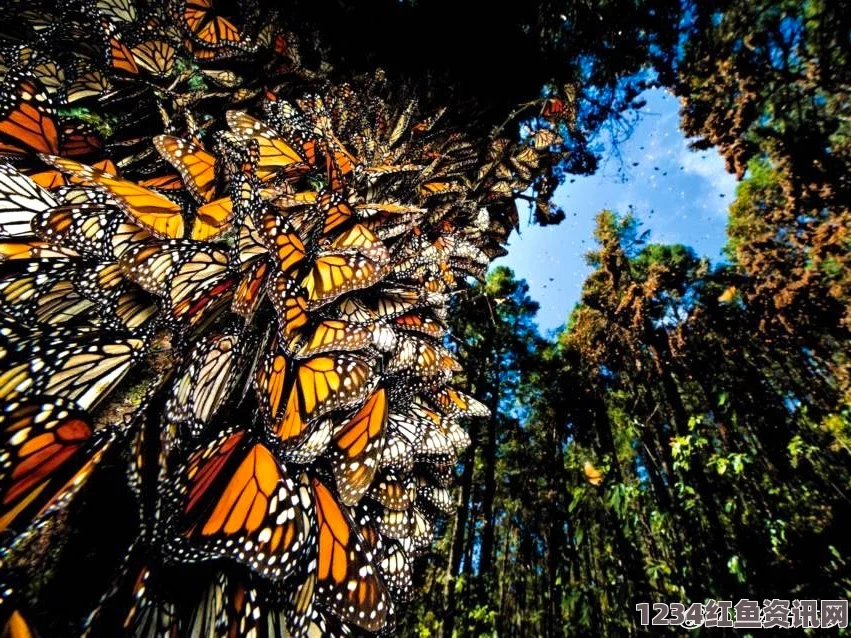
[0,0,558,635]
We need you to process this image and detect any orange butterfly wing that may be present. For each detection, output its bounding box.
[0,398,114,533]
[330,388,388,505]
[179,430,305,578]
[41,156,185,239]
[153,135,218,203]
[313,477,391,632]
[0,77,59,155]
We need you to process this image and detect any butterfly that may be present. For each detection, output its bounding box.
[0,162,57,236]
[95,0,138,24]
[393,312,446,339]
[271,352,378,445]
[40,156,186,239]
[31,203,150,261]
[165,331,244,439]
[168,427,307,579]
[312,476,391,632]
[0,258,95,326]
[415,474,454,514]
[301,250,388,310]
[181,0,244,49]
[152,135,218,204]
[431,386,490,419]
[119,241,234,327]
[289,319,374,359]
[131,40,176,77]
[67,70,111,103]
[268,274,308,336]
[81,550,180,638]
[0,324,145,409]
[387,335,462,380]
[231,258,269,318]
[0,396,117,534]
[0,71,59,158]
[226,111,308,182]
[377,539,414,602]
[108,35,139,75]
[328,387,388,506]
[256,207,306,273]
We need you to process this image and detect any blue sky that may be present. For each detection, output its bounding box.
[494,88,738,334]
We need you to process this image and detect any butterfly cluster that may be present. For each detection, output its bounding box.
[0,0,557,635]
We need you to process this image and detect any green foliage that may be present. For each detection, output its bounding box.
[404,204,851,635]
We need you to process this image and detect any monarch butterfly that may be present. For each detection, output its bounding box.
[200,69,242,88]
[291,319,373,359]
[360,497,410,541]
[119,567,179,637]
[257,209,306,273]
[231,258,268,318]
[165,332,243,438]
[131,40,176,77]
[268,274,308,336]
[181,0,243,49]
[67,70,111,103]
[0,397,117,533]
[371,286,429,319]
[137,173,183,192]
[312,477,391,632]
[95,0,137,23]
[0,162,57,236]
[152,135,218,203]
[408,505,434,554]
[0,326,144,409]
[431,386,490,419]
[226,111,308,182]
[377,539,414,602]
[40,156,186,239]
[273,353,378,444]
[0,239,76,263]
[416,475,454,515]
[81,555,179,638]
[108,36,139,75]
[329,388,388,506]
[0,71,58,158]
[192,197,233,240]
[419,180,464,199]
[366,471,413,512]
[119,241,234,326]
[29,59,64,95]
[169,428,307,579]
[301,251,388,310]
[26,169,66,190]
[378,408,426,474]
[31,203,150,261]
[393,312,446,339]
[0,258,95,326]
[329,223,389,264]
[387,335,462,380]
